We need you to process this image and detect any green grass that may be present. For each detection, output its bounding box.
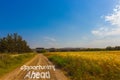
[0,53,36,77]
[45,51,120,80]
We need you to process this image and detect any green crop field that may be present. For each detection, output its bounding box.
[45,51,120,80]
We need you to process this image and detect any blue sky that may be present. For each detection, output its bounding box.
[0,0,120,48]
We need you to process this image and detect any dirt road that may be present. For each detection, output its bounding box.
[0,54,69,80]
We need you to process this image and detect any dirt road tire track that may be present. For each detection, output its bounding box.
[0,54,69,80]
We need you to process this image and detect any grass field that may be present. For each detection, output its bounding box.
[45,51,120,80]
[0,53,35,77]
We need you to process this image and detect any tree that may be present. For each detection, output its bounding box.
[0,33,31,53]
[0,37,7,52]
[115,46,120,50]
[106,46,113,50]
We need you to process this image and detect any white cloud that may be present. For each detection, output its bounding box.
[90,1,120,47]
[84,37,120,48]
[43,37,59,48]
[92,3,120,36]
[44,37,56,42]
[92,26,120,36]
[105,5,120,26]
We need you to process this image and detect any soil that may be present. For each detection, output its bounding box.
[0,54,69,80]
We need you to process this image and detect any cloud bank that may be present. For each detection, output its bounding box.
[92,4,120,36]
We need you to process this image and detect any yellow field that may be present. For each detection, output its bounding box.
[49,51,120,63]
[46,51,120,80]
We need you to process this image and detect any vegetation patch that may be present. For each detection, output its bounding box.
[0,53,35,77]
[45,52,120,80]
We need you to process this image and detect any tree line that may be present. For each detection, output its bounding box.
[106,46,120,50]
[36,46,120,53]
[0,33,31,53]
